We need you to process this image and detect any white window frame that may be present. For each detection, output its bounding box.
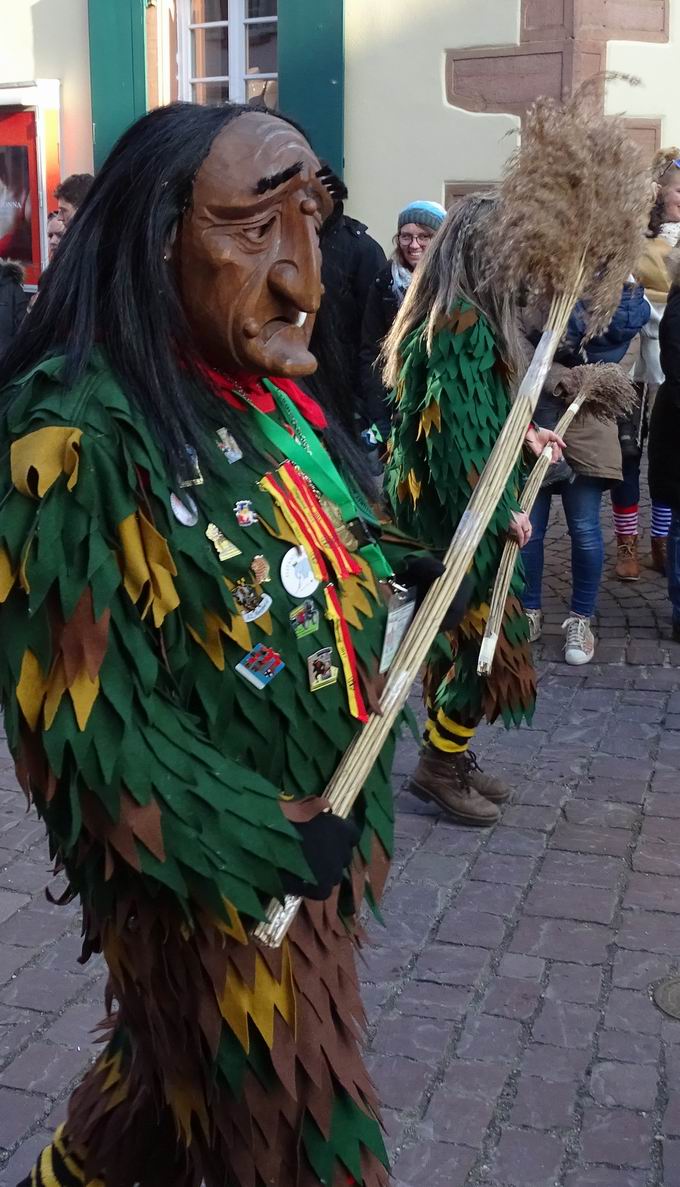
[177,0,278,105]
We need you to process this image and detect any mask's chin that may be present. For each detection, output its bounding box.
[243,323,318,378]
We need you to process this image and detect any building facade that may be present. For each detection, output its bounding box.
[2,0,680,267]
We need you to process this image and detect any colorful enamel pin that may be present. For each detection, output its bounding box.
[179,446,204,488]
[307,647,338,692]
[289,600,320,639]
[170,492,199,527]
[234,499,258,527]
[250,555,271,584]
[280,546,319,598]
[206,523,242,561]
[216,428,243,464]
[236,644,285,689]
[232,579,272,623]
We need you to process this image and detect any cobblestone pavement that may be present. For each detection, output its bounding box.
[1,497,680,1186]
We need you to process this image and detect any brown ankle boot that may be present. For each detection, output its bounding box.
[464,751,511,803]
[615,534,640,581]
[650,536,667,575]
[409,748,500,826]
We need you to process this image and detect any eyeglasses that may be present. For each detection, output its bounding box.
[398,233,433,246]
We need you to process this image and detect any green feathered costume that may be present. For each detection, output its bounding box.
[385,302,536,740]
[0,352,410,1187]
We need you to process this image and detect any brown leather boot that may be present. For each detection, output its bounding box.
[464,751,511,803]
[409,748,500,826]
[650,536,667,575]
[615,534,640,581]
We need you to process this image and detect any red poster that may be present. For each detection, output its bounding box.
[0,110,41,285]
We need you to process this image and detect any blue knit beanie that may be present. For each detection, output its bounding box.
[398,200,447,233]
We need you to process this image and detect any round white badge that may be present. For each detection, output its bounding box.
[279,547,320,599]
[170,492,199,527]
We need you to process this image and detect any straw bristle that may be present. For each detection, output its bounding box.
[489,78,650,337]
[559,362,638,421]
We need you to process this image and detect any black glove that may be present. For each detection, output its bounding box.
[393,555,474,632]
[281,811,361,901]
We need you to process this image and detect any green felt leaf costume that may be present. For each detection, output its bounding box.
[0,352,411,1187]
[385,303,536,729]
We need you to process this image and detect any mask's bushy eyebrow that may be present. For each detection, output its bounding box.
[255,161,304,195]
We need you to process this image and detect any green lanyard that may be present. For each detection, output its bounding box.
[239,379,393,579]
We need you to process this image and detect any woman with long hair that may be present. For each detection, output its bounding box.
[0,101,432,1187]
[383,195,559,826]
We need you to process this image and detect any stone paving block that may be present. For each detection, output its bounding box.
[358,945,410,984]
[0,891,31,927]
[644,791,680,818]
[0,859,55,895]
[371,1014,450,1066]
[589,1059,659,1110]
[510,917,613,964]
[632,837,680,876]
[623,871,680,913]
[423,1059,507,1146]
[0,967,82,1013]
[0,907,72,949]
[498,953,545,980]
[437,908,508,949]
[611,948,672,990]
[35,936,101,977]
[490,1128,566,1187]
[580,1106,654,1168]
[396,981,473,1022]
[576,777,647,804]
[42,1001,105,1050]
[403,853,469,887]
[532,999,598,1049]
[549,822,630,858]
[0,1130,52,1186]
[482,976,542,1021]
[510,1073,576,1129]
[663,1138,680,1183]
[486,827,547,857]
[420,826,484,857]
[663,1091,680,1135]
[471,852,537,887]
[457,1013,524,1063]
[0,945,34,987]
[546,962,602,1005]
[524,879,617,925]
[0,1086,47,1149]
[0,1039,92,1096]
[521,1041,591,1083]
[540,851,621,887]
[603,985,661,1036]
[0,1008,41,1061]
[597,1028,660,1066]
[363,1053,431,1113]
[414,944,490,986]
[563,1169,646,1187]
[454,880,524,917]
[391,1141,476,1187]
[501,805,561,832]
[618,909,680,955]
[565,799,638,829]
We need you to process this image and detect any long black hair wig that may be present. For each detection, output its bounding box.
[0,101,373,493]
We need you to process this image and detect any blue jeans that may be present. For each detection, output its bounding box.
[668,511,680,625]
[522,476,607,618]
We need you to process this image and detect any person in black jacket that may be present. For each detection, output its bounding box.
[648,248,680,637]
[359,200,445,437]
[0,260,28,358]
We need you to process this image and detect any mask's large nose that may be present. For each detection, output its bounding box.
[267,219,321,316]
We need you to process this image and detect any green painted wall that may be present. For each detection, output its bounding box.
[278,0,344,175]
[88,0,147,170]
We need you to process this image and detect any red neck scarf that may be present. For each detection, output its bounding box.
[201,365,327,430]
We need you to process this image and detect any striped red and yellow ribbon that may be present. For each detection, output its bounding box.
[325,584,368,722]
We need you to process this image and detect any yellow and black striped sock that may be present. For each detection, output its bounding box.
[424,704,476,754]
[17,1124,103,1187]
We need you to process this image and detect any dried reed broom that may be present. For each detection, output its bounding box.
[253,84,650,948]
[478,364,638,675]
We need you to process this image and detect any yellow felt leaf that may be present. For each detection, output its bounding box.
[417,401,442,439]
[0,548,16,602]
[16,649,48,731]
[118,511,179,627]
[407,468,422,505]
[68,668,100,731]
[43,656,68,730]
[10,427,82,499]
[219,945,296,1053]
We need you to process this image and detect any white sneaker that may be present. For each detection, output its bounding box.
[562,615,595,665]
[525,609,544,643]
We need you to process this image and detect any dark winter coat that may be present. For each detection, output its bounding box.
[649,254,680,509]
[566,282,650,364]
[318,209,386,415]
[0,261,28,358]
[359,262,401,437]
